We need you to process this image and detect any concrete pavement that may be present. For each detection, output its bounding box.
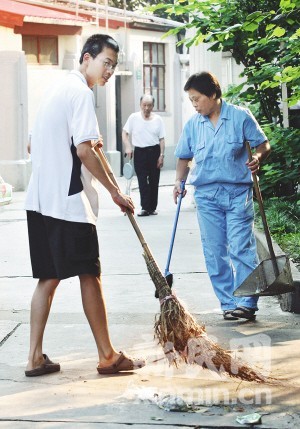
[1,170,300,428]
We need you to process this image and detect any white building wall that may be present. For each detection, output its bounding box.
[0,31,81,189]
[27,69,69,132]
[0,27,22,50]
[179,54,193,128]
[188,42,246,102]
[27,34,81,131]
[189,42,223,83]
[0,20,182,184]
[60,34,81,68]
[221,53,245,92]
[184,42,225,129]
[0,51,30,190]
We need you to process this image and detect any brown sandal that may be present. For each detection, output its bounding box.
[97,351,145,375]
[25,354,60,377]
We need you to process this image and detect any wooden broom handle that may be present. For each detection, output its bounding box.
[93,142,153,260]
[246,142,279,274]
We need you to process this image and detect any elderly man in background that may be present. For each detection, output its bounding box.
[122,94,166,216]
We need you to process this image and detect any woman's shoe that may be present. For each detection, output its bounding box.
[223,310,239,320]
[231,306,256,320]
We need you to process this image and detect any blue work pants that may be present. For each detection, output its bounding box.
[194,186,259,311]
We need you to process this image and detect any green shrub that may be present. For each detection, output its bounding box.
[259,125,300,198]
[225,87,300,199]
[274,232,300,265]
[254,197,300,264]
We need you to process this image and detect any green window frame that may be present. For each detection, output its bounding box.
[143,42,165,111]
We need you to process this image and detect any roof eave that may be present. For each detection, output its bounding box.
[23,15,86,26]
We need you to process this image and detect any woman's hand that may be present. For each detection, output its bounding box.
[246,155,260,174]
[173,180,187,204]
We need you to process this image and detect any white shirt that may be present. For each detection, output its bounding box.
[25,71,100,225]
[123,112,165,148]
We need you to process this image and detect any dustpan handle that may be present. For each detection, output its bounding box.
[165,180,185,274]
[246,141,279,276]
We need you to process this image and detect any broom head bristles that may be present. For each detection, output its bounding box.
[143,252,280,384]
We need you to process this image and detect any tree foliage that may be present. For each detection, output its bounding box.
[259,124,300,197]
[85,0,142,11]
[86,0,184,18]
[150,0,300,124]
[149,0,300,197]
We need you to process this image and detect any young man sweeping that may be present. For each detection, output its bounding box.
[25,34,145,376]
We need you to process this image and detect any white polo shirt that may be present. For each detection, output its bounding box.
[25,70,100,225]
[123,112,165,148]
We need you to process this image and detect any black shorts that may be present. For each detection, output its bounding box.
[26,211,101,280]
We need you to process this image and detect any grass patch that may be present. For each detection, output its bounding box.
[254,196,300,266]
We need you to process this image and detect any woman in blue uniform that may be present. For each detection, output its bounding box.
[174,72,271,320]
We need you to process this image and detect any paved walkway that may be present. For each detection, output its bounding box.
[1,170,300,428]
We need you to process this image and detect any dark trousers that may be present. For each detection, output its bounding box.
[134,144,160,212]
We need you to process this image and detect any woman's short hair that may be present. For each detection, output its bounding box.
[79,34,119,64]
[184,72,222,99]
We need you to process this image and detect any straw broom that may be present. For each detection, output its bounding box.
[93,142,277,384]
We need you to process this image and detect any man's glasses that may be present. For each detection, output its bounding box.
[102,61,117,71]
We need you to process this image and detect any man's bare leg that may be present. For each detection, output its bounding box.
[79,274,120,367]
[26,278,60,371]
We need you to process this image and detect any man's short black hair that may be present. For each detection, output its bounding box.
[184,72,222,99]
[79,34,119,64]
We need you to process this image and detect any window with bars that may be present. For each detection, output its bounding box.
[22,36,58,65]
[143,42,165,112]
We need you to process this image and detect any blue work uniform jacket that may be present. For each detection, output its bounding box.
[175,100,268,193]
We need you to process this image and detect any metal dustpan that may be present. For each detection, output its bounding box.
[234,254,294,296]
[234,142,295,297]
